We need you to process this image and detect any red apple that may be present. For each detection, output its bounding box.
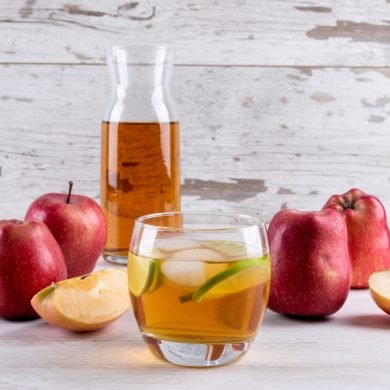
[322,188,390,288]
[0,219,67,320]
[268,209,351,317]
[25,182,107,278]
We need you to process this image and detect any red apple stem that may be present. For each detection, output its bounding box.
[342,196,354,210]
[66,181,74,204]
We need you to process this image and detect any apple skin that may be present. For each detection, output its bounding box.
[268,209,351,317]
[0,219,67,320]
[322,188,390,288]
[31,269,130,332]
[25,190,107,278]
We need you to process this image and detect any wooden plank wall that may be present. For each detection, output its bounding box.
[1,0,390,221]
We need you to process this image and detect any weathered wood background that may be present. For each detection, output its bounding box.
[1,0,390,221]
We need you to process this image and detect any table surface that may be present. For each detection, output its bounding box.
[1,262,389,390]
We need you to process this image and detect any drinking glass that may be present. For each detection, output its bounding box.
[128,211,271,367]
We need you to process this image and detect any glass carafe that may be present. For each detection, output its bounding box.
[101,45,180,264]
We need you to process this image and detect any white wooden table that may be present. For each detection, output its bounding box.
[1,262,389,390]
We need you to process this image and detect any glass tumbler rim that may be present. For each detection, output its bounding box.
[110,43,172,51]
[108,44,173,57]
[134,211,266,232]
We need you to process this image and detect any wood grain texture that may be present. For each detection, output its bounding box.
[1,0,390,66]
[0,262,389,390]
[1,64,390,221]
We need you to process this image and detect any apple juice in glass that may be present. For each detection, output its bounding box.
[128,212,271,367]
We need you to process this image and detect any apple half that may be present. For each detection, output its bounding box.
[368,270,390,315]
[31,269,131,331]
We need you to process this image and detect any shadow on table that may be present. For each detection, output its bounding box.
[263,310,332,327]
[339,314,390,330]
[0,311,136,341]
[1,320,163,369]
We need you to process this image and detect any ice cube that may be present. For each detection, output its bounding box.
[169,248,224,262]
[161,261,206,287]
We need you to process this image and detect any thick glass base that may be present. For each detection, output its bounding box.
[143,335,251,367]
[102,252,128,265]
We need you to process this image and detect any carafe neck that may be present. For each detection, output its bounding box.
[104,46,177,123]
[108,46,173,98]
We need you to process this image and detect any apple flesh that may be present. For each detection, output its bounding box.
[25,182,107,278]
[323,188,390,288]
[31,269,131,331]
[368,271,390,315]
[0,219,67,320]
[268,209,351,317]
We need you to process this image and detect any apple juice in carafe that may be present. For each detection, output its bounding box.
[101,46,180,264]
[101,121,180,262]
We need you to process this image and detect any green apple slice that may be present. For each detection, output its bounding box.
[128,253,160,297]
[192,256,270,303]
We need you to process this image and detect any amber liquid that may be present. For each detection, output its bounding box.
[132,272,269,343]
[128,240,271,344]
[101,122,180,261]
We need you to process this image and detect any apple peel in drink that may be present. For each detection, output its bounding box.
[31,269,131,331]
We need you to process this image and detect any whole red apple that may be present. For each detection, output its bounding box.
[323,188,390,288]
[25,182,107,278]
[0,219,67,320]
[268,209,351,317]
